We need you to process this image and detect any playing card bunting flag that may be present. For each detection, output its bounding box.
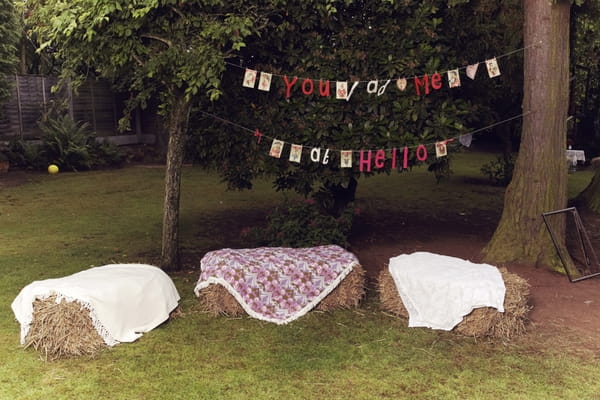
[289,144,303,163]
[242,69,257,88]
[258,72,273,91]
[485,58,501,78]
[447,69,461,88]
[269,139,284,158]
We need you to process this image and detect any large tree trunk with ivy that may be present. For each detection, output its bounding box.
[483,0,571,270]
[576,158,600,213]
[160,93,191,271]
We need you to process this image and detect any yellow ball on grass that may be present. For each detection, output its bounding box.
[48,164,59,174]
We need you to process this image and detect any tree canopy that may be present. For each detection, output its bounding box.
[189,0,476,215]
[24,0,272,268]
[25,0,260,117]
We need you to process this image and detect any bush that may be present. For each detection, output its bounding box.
[89,139,126,168]
[481,155,515,186]
[6,115,124,171]
[4,138,45,170]
[38,115,96,171]
[242,199,357,248]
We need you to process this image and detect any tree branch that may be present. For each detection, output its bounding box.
[140,34,173,48]
[132,53,145,66]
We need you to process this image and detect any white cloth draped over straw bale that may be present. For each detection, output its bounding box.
[388,252,506,331]
[194,245,362,324]
[11,264,180,346]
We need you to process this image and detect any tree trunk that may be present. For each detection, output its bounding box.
[575,157,600,213]
[160,94,191,270]
[325,177,358,217]
[483,0,571,270]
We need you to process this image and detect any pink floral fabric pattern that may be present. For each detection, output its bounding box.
[194,245,359,324]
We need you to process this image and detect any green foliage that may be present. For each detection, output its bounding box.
[89,139,126,168]
[242,199,356,248]
[0,0,19,103]
[4,137,45,169]
[24,0,260,127]
[6,115,124,171]
[190,0,473,214]
[571,0,600,156]
[428,155,453,183]
[38,115,96,171]
[480,154,515,186]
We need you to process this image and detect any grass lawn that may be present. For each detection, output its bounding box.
[1,151,597,400]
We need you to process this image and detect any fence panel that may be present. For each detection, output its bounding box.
[0,75,155,144]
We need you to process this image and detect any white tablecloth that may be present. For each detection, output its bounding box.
[566,149,586,164]
[12,264,180,346]
[388,252,506,331]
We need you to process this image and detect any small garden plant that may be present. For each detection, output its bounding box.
[5,114,124,171]
[242,199,358,248]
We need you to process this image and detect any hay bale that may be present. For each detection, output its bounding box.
[24,295,107,361]
[377,267,531,339]
[316,264,366,311]
[199,283,245,316]
[198,265,366,316]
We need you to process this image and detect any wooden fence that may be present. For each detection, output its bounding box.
[0,75,156,145]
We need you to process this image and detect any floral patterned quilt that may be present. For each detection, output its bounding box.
[193,245,360,324]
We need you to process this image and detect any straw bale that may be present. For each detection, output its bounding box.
[199,283,245,316]
[317,264,366,311]
[198,264,366,316]
[377,267,531,339]
[24,295,107,361]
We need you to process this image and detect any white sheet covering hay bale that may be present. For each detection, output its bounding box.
[194,245,365,324]
[11,264,180,360]
[378,252,530,339]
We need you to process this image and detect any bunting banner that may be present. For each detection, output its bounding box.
[199,110,531,173]
[213,43,540,173]
[244,59,502,99]
[234,44,526,99]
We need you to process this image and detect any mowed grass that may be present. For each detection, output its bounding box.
[0,151,597,400]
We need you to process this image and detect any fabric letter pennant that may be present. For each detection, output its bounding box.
[243,69,258,88]
[447,69,461,88]
[289,144,302,163]
[269,139,284,158]
[396,78,408,91]
[459,134,473,147]
[486,58,501,78]
[254,129,263,144]
[340,151,353,168]
[258,72,272,91]
[466,64,479,80]
[310,148,321,162]
[367,80,378,94]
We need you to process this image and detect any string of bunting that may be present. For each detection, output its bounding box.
[199,110,531,172]
[228,42,542,100]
